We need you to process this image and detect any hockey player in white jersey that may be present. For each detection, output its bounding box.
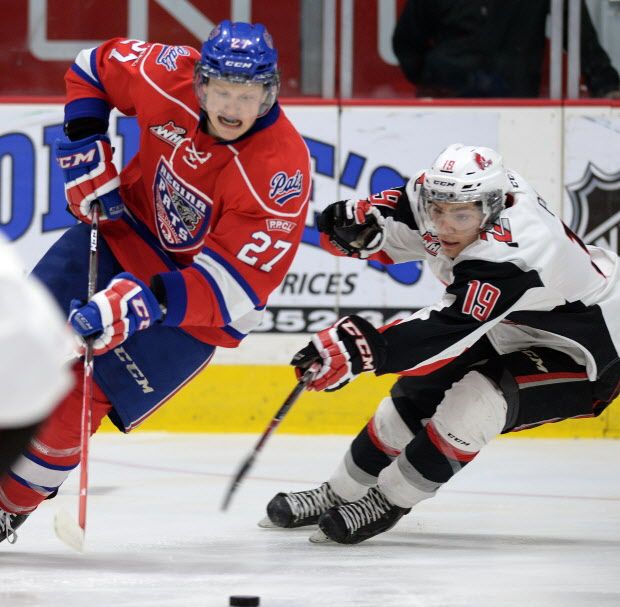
[0,235,74,542]
[261,143,620,544]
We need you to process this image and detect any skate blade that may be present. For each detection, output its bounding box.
[54,509,85,552]
[309,528,333,544]
[257,516,278,528]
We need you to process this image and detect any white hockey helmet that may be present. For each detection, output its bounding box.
[418,143,510,232]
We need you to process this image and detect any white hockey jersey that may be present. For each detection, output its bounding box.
[358,170,620,382]
[0,236,74,427]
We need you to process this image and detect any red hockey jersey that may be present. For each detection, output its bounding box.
[64,38,311,347]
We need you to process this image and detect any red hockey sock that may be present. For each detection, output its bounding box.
[0,364,112,514]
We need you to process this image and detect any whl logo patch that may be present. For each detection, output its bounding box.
[153,158,211,251]
[421,231,441,256]
[150,121,187,147]
[567,163,620,254]
[269,169,303,205]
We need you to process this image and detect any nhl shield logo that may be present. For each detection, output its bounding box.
[567,163,620,254]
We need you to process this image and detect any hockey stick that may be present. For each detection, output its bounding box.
[220,367,315,511]
[54,203,101,552]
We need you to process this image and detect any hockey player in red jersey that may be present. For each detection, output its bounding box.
[261,143,620,544]
[0,21,310,543]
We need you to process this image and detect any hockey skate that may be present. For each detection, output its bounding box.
[310,486,411,544]
[258,482,346,528]
[0,508,28,545]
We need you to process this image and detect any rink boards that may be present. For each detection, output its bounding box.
[1,100,619,438]
[98,362,620,438]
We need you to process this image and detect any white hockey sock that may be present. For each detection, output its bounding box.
[328,456,371,502]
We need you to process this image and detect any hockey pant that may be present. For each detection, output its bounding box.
[328,341,619,509]
[31,221,216,431]
[0,364,112,515]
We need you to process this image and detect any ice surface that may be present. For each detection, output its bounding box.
[1,434,618,607]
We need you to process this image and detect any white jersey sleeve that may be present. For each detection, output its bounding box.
[0,236,74,427]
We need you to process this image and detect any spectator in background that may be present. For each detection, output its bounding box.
[393,0,620,98]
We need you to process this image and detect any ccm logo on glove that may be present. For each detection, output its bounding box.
[338,317,376,371]
[57,149,97,169]
[55,134,125,223]
[291,315,387,392]
[69,272,162,355]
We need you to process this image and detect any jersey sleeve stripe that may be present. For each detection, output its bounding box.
[199,248,261,307]
[190,261,231,325]
[64,98,110,122]
[192,249,260,322]
[71,47,105,92]
[226,306,267,336]
[223,325,247,340]
[398,355,459,376]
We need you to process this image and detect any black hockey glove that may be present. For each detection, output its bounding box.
[318,199,385,259]
[291,315,387,392]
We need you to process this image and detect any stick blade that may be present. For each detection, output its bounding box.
[54,509,85,552]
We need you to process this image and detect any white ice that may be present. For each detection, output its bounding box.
[1,434,619,607]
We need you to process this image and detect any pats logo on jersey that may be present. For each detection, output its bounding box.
[269,169,303,205]
[156,45,190,71]
[150,121,187,147]
[567,162,620,254]
[153,158,212,251]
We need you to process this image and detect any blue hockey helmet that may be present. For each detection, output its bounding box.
[195,20,280,116]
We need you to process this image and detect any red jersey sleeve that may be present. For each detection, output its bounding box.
[64,38,198,124]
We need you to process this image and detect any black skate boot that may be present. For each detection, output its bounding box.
[259,482,346,528]
[312,486,411,544]
[0,508,29,544]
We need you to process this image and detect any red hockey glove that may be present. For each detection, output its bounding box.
[291,315,387,392]
[55,134,124,223]
[318,199,385,259]
[69,273,163,355]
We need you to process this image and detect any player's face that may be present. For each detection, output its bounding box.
[428,201,483,257]
[203,79,265,140]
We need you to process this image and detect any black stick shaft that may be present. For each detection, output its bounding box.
[220,368,314,511]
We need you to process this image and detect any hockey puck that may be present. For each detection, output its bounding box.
[229,596,260,606]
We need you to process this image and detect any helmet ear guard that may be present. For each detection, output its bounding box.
[417,144,510,233]
[195,20,280,117]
